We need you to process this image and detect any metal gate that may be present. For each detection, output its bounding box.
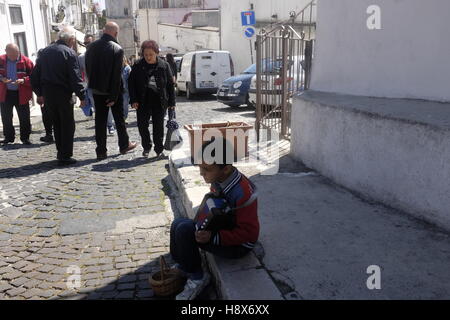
[255,0,316,140]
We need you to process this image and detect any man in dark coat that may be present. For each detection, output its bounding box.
[85,21,137,160]
[31,26,86,166]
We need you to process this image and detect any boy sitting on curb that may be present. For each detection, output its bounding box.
[170,137,259,300]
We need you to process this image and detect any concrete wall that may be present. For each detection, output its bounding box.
[291,91,450,230]
[158,23,219,53]
[136,8,192,45]
[192,9,219,28]
[311,0,450,102]
[115,18,137,58]
[220,0,313,74]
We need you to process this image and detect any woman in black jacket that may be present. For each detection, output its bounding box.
[128,40,176,158]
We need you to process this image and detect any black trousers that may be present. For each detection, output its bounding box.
[43,86,74,160]
[93,94,129,156]
[0,90,31,142]
[40,105,53,137]
[170,218,251,274]
[137,97,165,154]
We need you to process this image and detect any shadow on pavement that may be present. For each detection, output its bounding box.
[0,158,98,179]
[91,156,164,172]
[50,253,216,300]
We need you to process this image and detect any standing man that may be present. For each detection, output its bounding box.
[78,34,95,120]
[85,21,137,160]
[36,47,54,143]
[0,44,34,145]
[30,26,86,166]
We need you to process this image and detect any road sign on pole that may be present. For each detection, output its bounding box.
[244,27,256,38]
[241,11,256,26]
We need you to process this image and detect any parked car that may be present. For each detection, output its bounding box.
[217,63,257,108]
[177,50,234,100]
[248,56,305,108]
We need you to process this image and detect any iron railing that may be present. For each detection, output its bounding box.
[255,0,316,140]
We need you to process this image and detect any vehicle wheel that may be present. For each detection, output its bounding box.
[186,84,193,100]
[246,94,255,108]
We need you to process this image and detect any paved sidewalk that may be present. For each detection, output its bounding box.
[0,108,179,300]
[169,135,450,299]
[0,96,253,300]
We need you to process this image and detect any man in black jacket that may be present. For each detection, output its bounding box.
[31,26,85,166]
[85,22,137,160]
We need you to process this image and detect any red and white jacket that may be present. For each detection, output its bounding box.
[195,169,260,249]
[0,54,34,105]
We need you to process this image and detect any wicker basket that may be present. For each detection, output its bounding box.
[149,256,185,297]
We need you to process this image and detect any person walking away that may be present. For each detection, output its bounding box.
[35,48,54,143]
[122,56,132,124]
[78,34,95,120]
[166,53,177,84]
[85,22,137,160]
[0,44,34,145]
[128,40,175,158]
[30,26,86,166]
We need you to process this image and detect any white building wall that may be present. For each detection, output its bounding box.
[220,0,313,74]
[136,7,194,44]
[0,0,49,62]
[158,24,219,53]
[310,0,450,102]
[0,1,13,49]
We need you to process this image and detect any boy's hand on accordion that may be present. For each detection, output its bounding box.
[195,230,212,244]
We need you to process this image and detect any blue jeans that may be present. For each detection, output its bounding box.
[123,92,130,120]
[81,88,94,117]
[169,218,251,274]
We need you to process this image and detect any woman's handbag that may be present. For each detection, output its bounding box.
[149,255,186,297]
[164,108,183,151]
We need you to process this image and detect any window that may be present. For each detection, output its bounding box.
[9,5,23,24]
[124,7,129,16]
[14,32,28,57]
[0,3,6,15]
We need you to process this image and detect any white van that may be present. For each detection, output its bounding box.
[177,50,234,100]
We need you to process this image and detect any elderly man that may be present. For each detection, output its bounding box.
[31,26,85,166]
[0,43,34,145]
[85,21,137,160]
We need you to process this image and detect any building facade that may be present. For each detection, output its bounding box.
[105,0,139,58]
[136,0,219,55]
[0,0,100,61]
[0,0,49,62]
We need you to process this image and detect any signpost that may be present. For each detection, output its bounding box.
[241,11,256,64]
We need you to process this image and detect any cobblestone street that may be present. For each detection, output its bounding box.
[0,96,255,300]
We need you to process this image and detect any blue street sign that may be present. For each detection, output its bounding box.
[241,11,256,26]
[244,27,255,38]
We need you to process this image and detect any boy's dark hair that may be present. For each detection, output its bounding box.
[196,137,235,168]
